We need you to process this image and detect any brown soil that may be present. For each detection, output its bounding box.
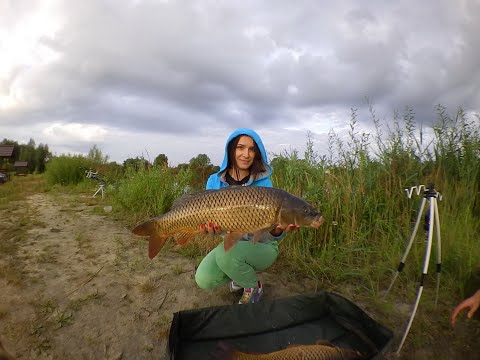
[0,191,479,359]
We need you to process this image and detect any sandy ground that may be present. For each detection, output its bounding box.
[0,192,318,360]
[1,191,479,359]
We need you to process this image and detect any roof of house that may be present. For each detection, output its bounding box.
[14,161,28,167]
[0,145,14,157]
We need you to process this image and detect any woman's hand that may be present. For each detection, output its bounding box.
[270,224,300,237]
[199,222,222,236]
[451,289,480,326]
[199,222,299,237]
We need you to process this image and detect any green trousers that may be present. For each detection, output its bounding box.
[195,240,279,289]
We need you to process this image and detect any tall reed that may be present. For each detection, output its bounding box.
[272,106,480,292]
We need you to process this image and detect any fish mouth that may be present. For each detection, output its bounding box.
[310,216,325,228]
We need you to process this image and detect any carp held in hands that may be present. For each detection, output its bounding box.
[132,186,324,259]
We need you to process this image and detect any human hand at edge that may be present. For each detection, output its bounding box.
[451,289,480,326]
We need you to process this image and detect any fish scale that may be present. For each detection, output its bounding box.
[159,187,279,233]
[213,342,363,360]
[132,186,323,259]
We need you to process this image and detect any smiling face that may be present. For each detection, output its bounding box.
[233,135,256,173]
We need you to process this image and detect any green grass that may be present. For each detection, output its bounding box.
[7,106,480,301]
[0,174,47,207]
[266,106,480,305]
[0,176,46,285]
[37,104,475,306]
[139,275,159,293]
[9,104,479,357]
[111,165,193,225]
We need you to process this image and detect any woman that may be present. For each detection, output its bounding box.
[194,128,298,304]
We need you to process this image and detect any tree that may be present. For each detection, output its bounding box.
[35,144,51,173]
[0,138,51,173]
[154,153,169,168]
[188,154,217,190]
[0,139,18,146]
[88,144,109,164]
[19,138,36,173]
[174,163,189,173]
[123,157,150,171]
[189,154,211,169]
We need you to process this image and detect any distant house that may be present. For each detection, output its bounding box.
[14,161,29,175]
[0,145,15,170]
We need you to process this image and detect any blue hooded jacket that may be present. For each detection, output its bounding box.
[205,128,284,242]
[206,128,273,190]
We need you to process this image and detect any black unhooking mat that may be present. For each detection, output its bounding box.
[167,291,393,359]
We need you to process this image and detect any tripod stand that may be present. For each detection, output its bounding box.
[92,183,105,198]
[85,169,107,199]
[384,183,442,355]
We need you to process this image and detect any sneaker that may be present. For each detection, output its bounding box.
[228,281,243,292]
[238,281,263,304]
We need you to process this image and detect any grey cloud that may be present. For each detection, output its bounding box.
[1,0,479,163]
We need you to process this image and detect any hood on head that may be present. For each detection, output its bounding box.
[217,128,272,180]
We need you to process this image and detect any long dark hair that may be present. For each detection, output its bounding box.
[227,135,266,180]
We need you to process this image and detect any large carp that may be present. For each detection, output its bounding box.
[132,186,324,259]
[211,340,363,360]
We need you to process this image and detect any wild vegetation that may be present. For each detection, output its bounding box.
[270,105,480,297]
[36,105,480,298]
[3,105,479,357]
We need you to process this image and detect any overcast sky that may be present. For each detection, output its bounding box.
[1,0,479,166]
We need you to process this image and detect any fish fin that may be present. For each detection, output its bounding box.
[170,188,214,209]
[170,193,195,209]
[223,232,244,251]
[171,186,245,210]
[174,231,197,246]
[252,227,275,243]
[148,234,168,259]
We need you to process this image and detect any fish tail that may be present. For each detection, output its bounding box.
[147,233,168,259]
[132,220,168,259]
[211,342,263,360]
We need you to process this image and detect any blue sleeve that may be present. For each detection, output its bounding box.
[253,228,286,242]
[253,177,273,188]
[269,231,287,241]
[206,175,218,190]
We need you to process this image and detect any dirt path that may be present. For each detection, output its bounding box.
[1,191,479,359]
[0,192,309,359]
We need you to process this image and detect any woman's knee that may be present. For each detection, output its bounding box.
[194,270,214,289]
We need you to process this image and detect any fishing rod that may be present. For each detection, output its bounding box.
[83,167,110,199]
[384,183,442,355]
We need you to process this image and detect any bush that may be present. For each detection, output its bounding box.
[44,155,93,186]
[112,165,194,224]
